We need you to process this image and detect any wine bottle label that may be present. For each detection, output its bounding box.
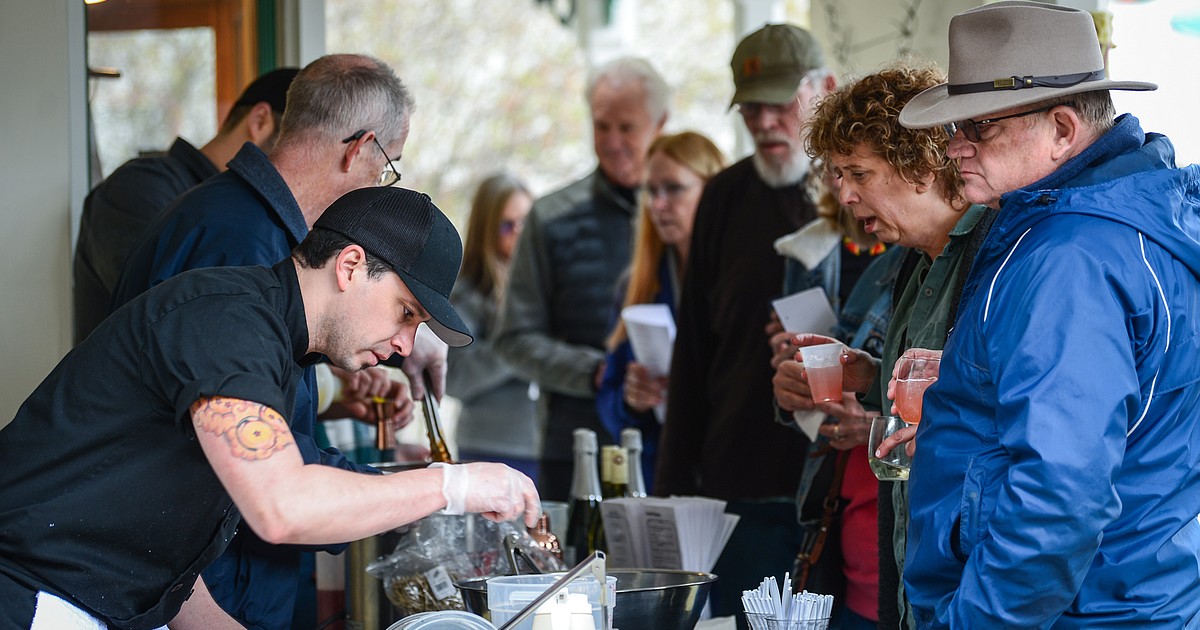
[610,450,628,485]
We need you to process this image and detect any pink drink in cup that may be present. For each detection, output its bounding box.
[895,356,940,424]
[799,342,845,403]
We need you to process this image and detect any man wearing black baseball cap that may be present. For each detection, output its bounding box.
[888,2,1200,627]
[0,186,539,630]
[73,67,300,344]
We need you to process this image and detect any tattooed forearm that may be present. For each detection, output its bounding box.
[191,396,294,460]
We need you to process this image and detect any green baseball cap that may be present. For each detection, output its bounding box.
[730,23,825,106]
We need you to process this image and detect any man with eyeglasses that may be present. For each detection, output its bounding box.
[654,23,835,626]
[891,2,1200,627]
[108,54,440,629]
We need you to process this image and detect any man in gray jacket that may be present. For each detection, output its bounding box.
[495,57,668,500]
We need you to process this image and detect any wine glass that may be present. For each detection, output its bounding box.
[867,415,912,481]
[894,355,940,424]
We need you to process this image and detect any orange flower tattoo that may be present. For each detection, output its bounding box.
[192,396,294,460]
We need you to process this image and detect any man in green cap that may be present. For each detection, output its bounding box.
[655,23,836,626]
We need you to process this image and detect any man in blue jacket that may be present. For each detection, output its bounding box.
[895,2,1200,627]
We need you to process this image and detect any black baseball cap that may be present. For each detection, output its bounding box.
[314,187,473,348]
[234,67,300,114]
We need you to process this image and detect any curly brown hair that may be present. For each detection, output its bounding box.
[805,63,963,207]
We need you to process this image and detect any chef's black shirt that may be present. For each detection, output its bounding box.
[0,260,310,629]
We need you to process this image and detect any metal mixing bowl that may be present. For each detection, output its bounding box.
[455,569,716,630]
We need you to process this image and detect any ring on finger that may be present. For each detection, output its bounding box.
[833,424,842,440]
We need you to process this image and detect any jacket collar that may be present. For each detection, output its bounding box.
[1001,114,1144,206]
[774,218,841,271]
[167,137,220,182]
[227,142,309,246]
[590,168,638,216]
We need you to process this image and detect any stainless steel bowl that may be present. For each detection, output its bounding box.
[455,569,716,630]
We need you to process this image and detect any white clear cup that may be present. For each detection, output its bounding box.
[798,342,845,403]
[540,500,568,543]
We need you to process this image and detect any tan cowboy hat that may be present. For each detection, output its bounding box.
[899,0,1156,128]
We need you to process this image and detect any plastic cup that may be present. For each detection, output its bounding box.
[798,342,845,403]
[894,356,940,424]
[487,574,617,630]
[867,415,911,481]
[540,500,569,543]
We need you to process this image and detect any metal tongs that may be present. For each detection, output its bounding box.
[496,550,610,630]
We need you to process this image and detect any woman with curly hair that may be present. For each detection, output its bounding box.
[773,63,996,628]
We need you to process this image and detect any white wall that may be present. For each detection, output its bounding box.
[0,0,89,427]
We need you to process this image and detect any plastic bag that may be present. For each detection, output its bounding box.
[366,513,566,616]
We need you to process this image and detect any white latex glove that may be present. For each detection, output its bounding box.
[402,324,448,401]
[431,462,541,528]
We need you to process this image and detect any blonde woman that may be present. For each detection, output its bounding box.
[446,172,538,479]
[596,132,725,488]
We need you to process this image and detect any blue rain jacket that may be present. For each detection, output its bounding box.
[906,115,1200,628]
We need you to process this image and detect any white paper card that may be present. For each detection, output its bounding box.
[792,409,825,443]
[772,287,837,335]
[621,304,676,423]
[621,304,676,374]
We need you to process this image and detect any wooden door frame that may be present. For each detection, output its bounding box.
[87,0,258,124]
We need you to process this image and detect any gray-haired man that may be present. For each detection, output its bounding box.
[896,2,1200,627]
[496,57,669,503]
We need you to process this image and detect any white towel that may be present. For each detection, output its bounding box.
[31,591,167,630]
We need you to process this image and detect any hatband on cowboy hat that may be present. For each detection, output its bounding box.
[899,0,1155,129]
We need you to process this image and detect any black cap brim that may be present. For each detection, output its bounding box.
[395,267,473,348]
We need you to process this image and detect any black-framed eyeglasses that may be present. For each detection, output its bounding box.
[942,102,1073,143]
[342,129,402,186]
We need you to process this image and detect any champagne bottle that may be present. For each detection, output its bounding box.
[620,428,648,498]
[589,445,627,554]
[564,429,602,565]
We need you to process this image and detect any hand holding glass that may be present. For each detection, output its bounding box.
[867,415,911,481]
[798,342,845,403]
[895,356,940,424]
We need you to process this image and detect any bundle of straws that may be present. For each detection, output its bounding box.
[741,573,834,630]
